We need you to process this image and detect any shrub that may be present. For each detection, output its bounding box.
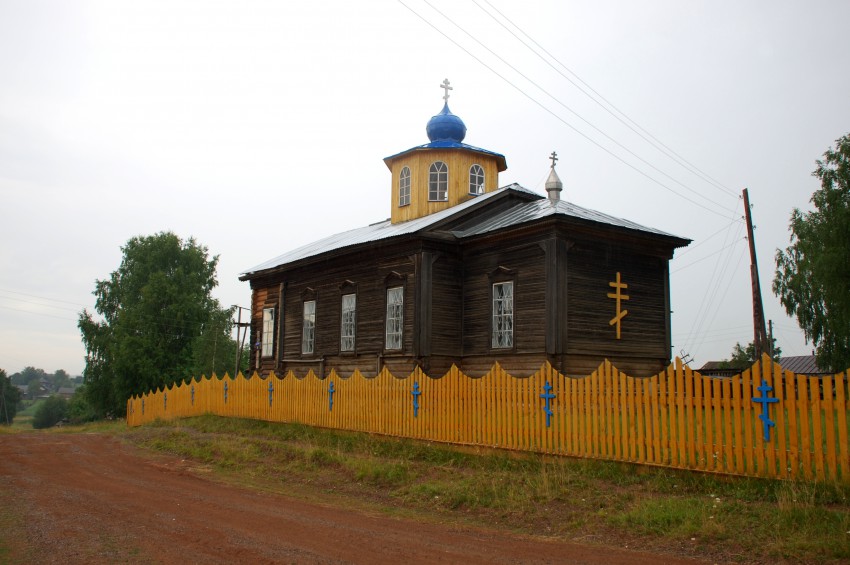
[67,386,100,424]
[32,395,69,429]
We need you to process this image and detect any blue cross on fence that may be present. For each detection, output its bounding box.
[752,378,779,442]
[328,380,335,412]
[540,381,555,428]
[268,379,274,407]
[412,381,421,418]
[191,384,195,406]
[224,381,228,404]
[164,392,167,411]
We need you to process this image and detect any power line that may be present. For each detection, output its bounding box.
[398,0,740,219]
[0,295,83,313]
[473,0,738,199]
[0,288,89,308]
[420,0,739,216]
[0,305,79,322]
[671,236,746,273]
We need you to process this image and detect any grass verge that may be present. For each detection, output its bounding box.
[117,415,850,564]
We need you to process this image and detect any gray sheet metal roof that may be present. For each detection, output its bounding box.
[778,355,826,375]
[383,140,508,171]
[451,197,680,239]
[242,184,686,276]
[242,187,517,276]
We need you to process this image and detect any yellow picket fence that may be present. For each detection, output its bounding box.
[127,356,850,483]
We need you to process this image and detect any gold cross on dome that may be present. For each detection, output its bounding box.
[440,78,453,101]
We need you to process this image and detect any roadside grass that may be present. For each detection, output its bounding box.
[123,415,850,564]
[7,399,44,429]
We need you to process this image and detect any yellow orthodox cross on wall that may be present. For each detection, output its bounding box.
[607,272,629,339]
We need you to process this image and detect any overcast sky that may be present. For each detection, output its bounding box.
[2,0,848,377]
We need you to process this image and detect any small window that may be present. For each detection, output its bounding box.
[302,300,316,354]
[261,307,275,357]
[385,287,404,350]
[340,293,356,352]
[491,282,514,348]
[428,161,448,201]
[469,164,485,195]
[399,167,411,207]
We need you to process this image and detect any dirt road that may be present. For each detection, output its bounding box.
[0,434,706,564]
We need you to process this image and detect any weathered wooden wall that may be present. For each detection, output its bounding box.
[248,219,679,380]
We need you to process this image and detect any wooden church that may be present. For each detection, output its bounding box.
[240,81,690,378]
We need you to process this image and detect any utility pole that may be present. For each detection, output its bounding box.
[743,188,769,359]
[768,319,774,359]
[233,306,251,377]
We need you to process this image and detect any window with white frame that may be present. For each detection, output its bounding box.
[261,307,275,357]
[469,164,485,195]
[385,287,404,350]
[491,281,514,348]
[399,166,411,207]
[340,293,356,352]
[302,300,316,354]
[428,161,448,201]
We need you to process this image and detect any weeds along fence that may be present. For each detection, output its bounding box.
[127,355,849,483]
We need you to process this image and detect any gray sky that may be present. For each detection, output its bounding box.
[2,0,848,377]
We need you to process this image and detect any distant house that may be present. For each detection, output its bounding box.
[696,361,745,378]
[57,387,76,399]
[698,354,828,377]
[775,355,829,376]
[241,85,690,379]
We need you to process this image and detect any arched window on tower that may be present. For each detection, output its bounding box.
[399,166,411,207]
[469,164,485,195]
[429,161,448,201]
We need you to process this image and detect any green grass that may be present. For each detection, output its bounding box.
[6,399,44,429]
[120,415,850,564]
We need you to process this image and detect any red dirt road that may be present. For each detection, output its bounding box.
[1,434,707,564]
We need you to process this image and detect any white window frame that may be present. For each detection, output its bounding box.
[428,161,448,201]
[340,293,356,352]
[491,281,514,349]
[469,164,485,195]
[385,287,404,350]
[302,300,316,355]
[399,166,411,207]
[261,307,275,357]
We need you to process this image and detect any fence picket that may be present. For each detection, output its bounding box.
[127,358,849,483]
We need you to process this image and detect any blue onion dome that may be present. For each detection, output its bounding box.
[426,102,467,143]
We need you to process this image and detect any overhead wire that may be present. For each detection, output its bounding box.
[399,1,773,362]
[398,0,741,220]
[419,0,739,216]
[678,198,744,353]
[474,0,739,199]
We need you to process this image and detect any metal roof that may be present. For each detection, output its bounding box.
[242,187,516,276]
[383,140,508,172]
[699,355,827,376]
[778,355,826,375]
[450,197,682,240]
[241,184,688,277]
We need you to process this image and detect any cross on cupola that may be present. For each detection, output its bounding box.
[440,78,453,101]
[545,150,563,203]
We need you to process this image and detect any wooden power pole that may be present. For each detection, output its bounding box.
[742,188,769,359]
